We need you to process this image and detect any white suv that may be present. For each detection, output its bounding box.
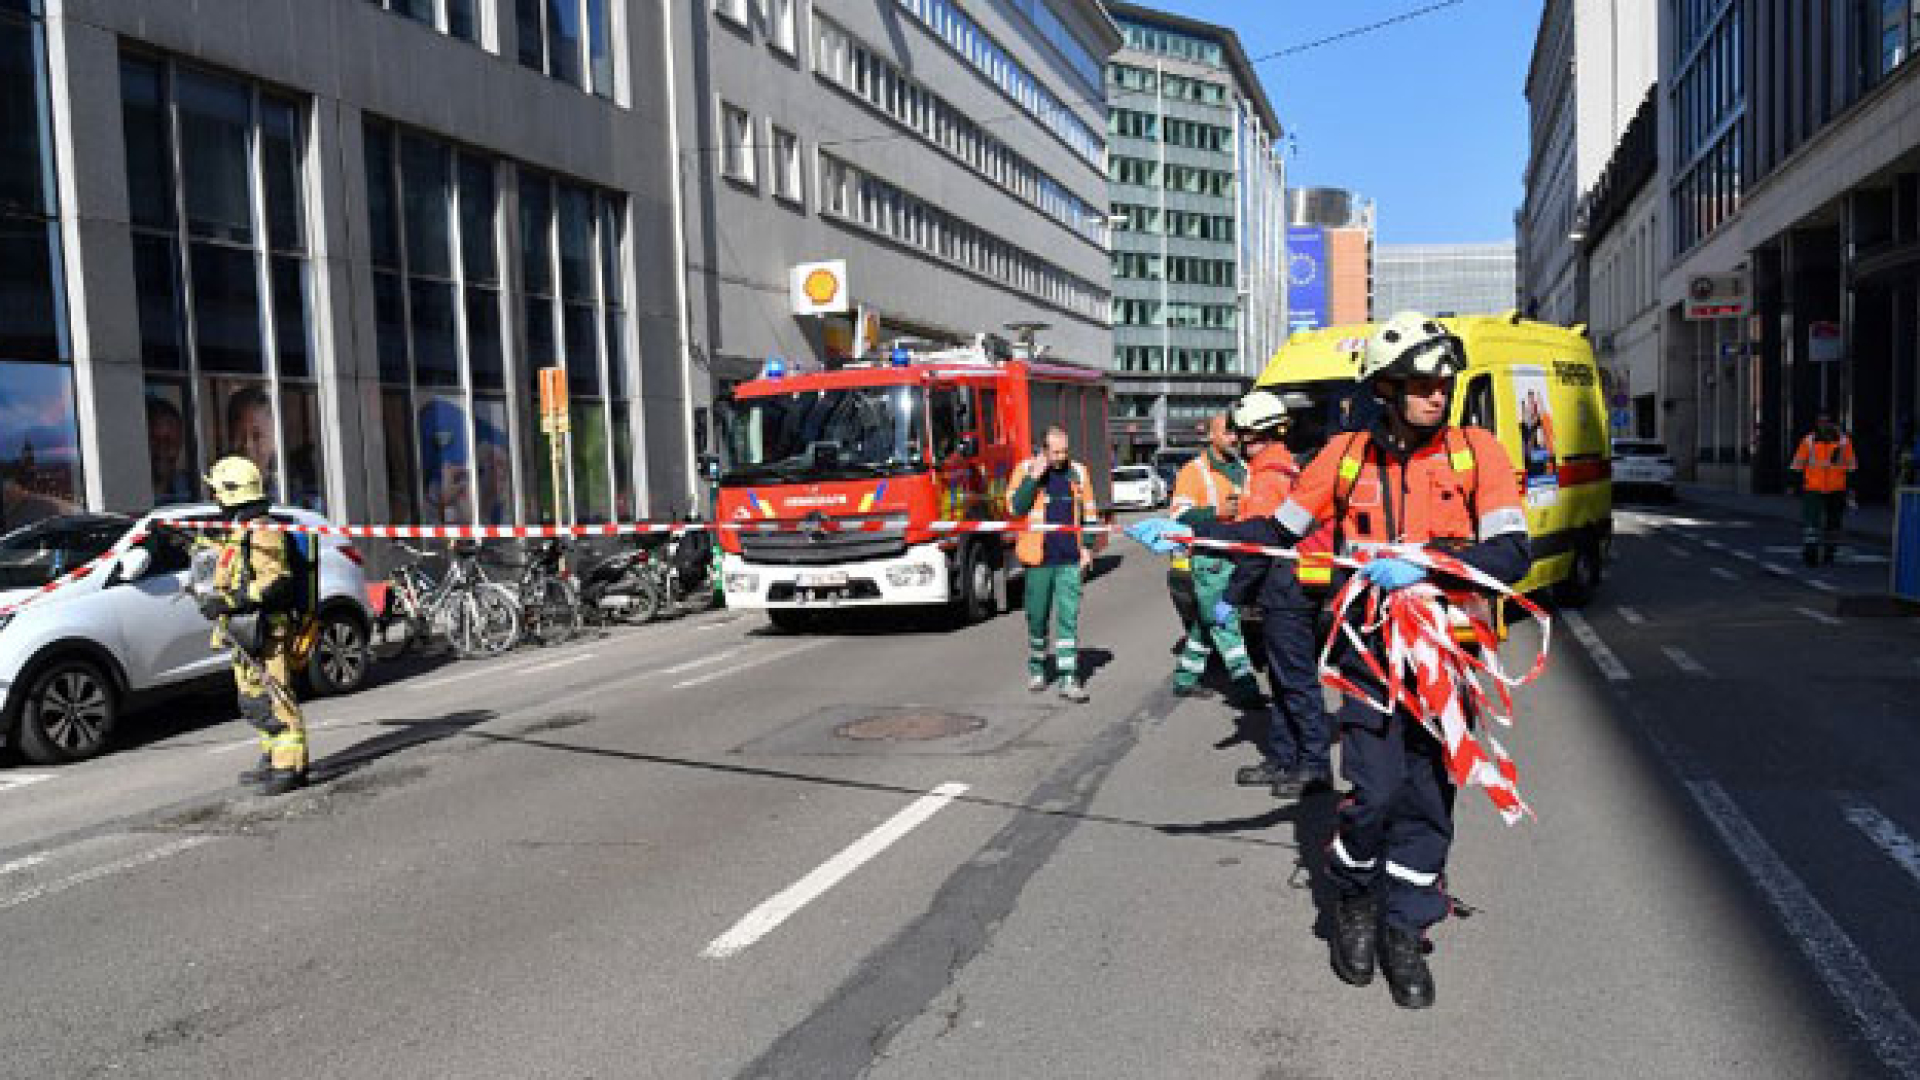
[1611,439,1677,502]
[1111,465,1168,510]
[0,505,373,765]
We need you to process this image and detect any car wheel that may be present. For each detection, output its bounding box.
[306,612,370,696]
[951,545,997,626]
[13,658,118,765]
[1552,537,1605,609]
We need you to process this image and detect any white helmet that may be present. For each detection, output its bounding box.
[1230,390,1288,434]
[1358,311,1466,383]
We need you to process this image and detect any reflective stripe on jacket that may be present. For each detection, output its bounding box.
[1791,435,1856,493]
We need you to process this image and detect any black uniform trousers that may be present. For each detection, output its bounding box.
[1325,688,1457,934]
[1259,604,1331,775]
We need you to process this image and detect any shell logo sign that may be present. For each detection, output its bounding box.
[790,259,850,315]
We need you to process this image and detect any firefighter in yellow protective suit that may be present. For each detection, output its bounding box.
[199,456,309,795]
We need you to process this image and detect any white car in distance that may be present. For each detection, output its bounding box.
[1611,439,1677,502]
[1110,465,1168,511]
[0,505,373,765]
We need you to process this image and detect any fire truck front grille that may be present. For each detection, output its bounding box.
[738,529,909,566]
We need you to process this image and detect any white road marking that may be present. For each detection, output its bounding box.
[1794,606,1843,627]
[0,773,54,793]
[1662,646,1709,676]
[1685,780,1920,1077]
[0,853,49,876]
[1807,580,1839,593]
[1730,550,1760,562]
[1616,606,1646,626]
[1701,539,1727,551]
[673,641,826,690]
[1560,610,1631,682]
[702,782,970,958]
[0,836,216,913]
[1663,544,1691,558]
[517,651,598,675]
[1709,566,1739,581]
[656,646,747,676]
[1837,796,1920,891]
[206,740,258,756]
[409,647,600,691]
[1761,562,1793,576]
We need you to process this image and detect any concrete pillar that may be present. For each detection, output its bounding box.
[45,13,150,513]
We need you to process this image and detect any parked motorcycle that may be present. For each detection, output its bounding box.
[634,520,719,619]
[577,543,659,624]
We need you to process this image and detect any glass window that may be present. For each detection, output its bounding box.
[207,377,277,493]
[517,0,545,69]
[546,0,582,87]
[610,400,633,520]
[448,0,477,40]
[0,215,62,360]
[280,383,323,510]
[0,361,84,531]
[604,309,626,398]
[119,57,173,230]
[519,171,552,292]
[466,286,504,389]
[587,0,614,96]
[176,70,253,244]
[381,387,418,524]
[418,393,473,524]
[189,243,262,373]
[557,184,593,300]
[144,380,197,504]
[374,271,408,382]
[771,125,801,203]
[473,395,513,525]
[401,134,452,277]
[562,302,598,394]
[458,154,497,283]
[409,279,459,387]
[722,101,756,184]
[569,400,609,523]
[260,96,303,251]
[365,121,400,268]
[133,234,185,369]
[270,255,310,377]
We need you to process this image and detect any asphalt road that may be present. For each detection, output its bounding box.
[2,506,1918,1078]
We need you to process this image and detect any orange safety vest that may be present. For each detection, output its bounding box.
[1170,451,1242,571]
[1791,434,1856,493]
[1014,462,1097,567]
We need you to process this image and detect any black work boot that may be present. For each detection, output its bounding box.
[254,769,308,797]
[1330,895,1377,987]
[1296,767,1336,797]
[1271,768,1306,801]
[1380,927,1436,1009]
[237,754,271,786]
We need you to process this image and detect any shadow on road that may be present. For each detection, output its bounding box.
[310,709,496,784]
[454,727,1301,851]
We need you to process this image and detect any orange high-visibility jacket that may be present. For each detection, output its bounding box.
[1274,426,1527,552]
[1791,434,1856,493]
[1237,443,1298,520]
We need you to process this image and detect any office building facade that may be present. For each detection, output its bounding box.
[1285,187,1373,330]
[1373,242,1517,321]
[1583,88,1661,441]
[1102,2,1286,458]
[1519,0,1657,327]
[0,0,692,537]
[673,0,1120,452]
[1658,0,1920,499]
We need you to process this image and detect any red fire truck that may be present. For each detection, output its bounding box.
[712,336,1112,630]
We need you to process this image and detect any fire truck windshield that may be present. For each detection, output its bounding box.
[717,386,925,483]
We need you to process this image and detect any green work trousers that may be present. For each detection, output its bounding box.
[1173,554,1253,690]
[1024,564,1083,683]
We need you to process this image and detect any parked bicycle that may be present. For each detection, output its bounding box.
[374,543,521,659]
[513,538,582,646]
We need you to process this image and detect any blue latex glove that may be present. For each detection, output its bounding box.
[1359,556,1427,592]
[1211,599,1237,627]
[1125,518,1193,555]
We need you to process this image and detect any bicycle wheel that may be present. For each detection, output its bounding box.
[524,576,581,646]
[449,585,520,658]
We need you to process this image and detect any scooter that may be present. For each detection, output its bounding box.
[577,543,660,624]
[635,520,720,618]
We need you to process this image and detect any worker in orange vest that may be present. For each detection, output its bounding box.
[1133,312,1531,1008]
[1790,414,1857,566]
[1165,413,1261,705]
[1218,390,1334,800]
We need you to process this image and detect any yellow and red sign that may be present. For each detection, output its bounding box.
[538,366,570,433]
[789,260,850,315]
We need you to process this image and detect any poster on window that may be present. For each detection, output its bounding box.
[474,396,513,526]
[0,361,85,531]
[144,381,197,505]
[417,395,473,526]
[1512,365,1559,508]
[281,385,325,511]
[205,378,280,500]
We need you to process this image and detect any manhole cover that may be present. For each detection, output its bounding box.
[834,709,987,742]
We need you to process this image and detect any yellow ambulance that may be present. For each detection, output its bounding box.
[1256,313,1612,605]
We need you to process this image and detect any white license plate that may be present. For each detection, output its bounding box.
[797,571,849,588]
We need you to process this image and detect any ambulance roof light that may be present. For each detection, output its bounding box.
[763,354,786,379]
[889,345,911,367]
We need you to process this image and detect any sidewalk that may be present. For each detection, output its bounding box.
[1673,482,1895,546]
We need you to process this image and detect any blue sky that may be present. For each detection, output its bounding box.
[1136,0,1536,245]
